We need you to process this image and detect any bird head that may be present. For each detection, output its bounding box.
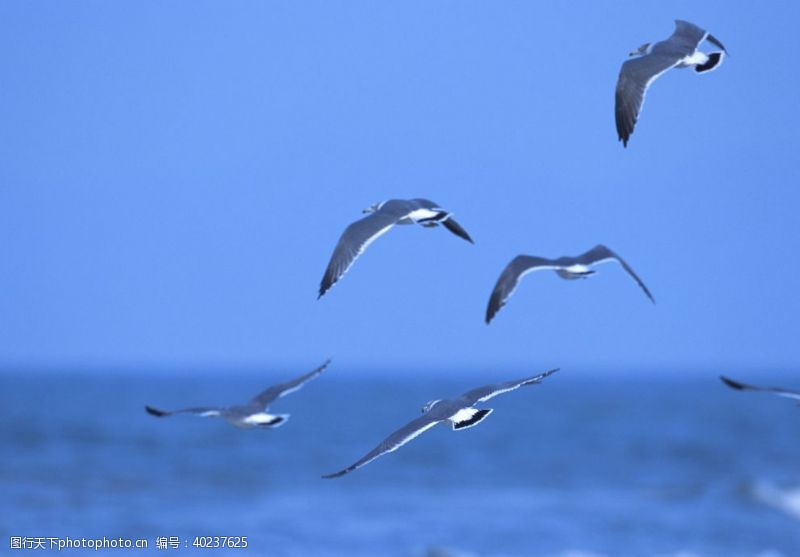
[629,42,651,57]
[421,400,441,414]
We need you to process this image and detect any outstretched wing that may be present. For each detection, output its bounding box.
[319,201,415,298]
[441,217,474,244]
[576,245,655,303]
[145,406,221,418]
[705,33,727,53]
[485,255,559,324]
[670,20,727,55]
[250,359,331,408]
[615,53,680,147]
[720,376,800,402]
[667,20,708,53]
[322,415,441,478]
[409,198,473,243]
[461,368,560,405]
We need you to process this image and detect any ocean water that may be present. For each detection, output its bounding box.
[2,370,800,556]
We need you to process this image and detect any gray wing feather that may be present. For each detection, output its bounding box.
[319,202,415,297]
[576,245,655,303]
[706,33,727,53]
[461,368,560,405]
[322,415,441,478]
[720,376,800,401]
[666,20,708,54]
[485,255,558,323]
[410,198,439,209]
[250,359,331,408]
[145,405,221,418]
[441,217,474,243]
[615,54,679,147]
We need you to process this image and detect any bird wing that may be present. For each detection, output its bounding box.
[720,376,800,401]
[575,245,655,303]
[666,20,708,52]
[461,368,560,404]
[441,217,474,244]
[615,53,680,147]
[318,201,416,297]
[322,414,441,478]
[409,198,473,243]
[409,198,441,210]
[705,33,727,53]
[145,405,222,418]
[485,255,560,323]
[250,359,331,408]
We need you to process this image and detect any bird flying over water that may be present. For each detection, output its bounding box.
[720,376,800,405]
[616,19,727,147]
[485,244,654,324]
[145,359,331,428]
[322,368,559,478]
[318,198,473,298]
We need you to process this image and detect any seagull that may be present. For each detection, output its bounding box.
[322,368,559,478]
[720,376,800,405]
[145,359,331,428]
[616,19,727,147]
[485,244,654,324]
[318,198,473,298]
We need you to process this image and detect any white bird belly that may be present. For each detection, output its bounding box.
[677,50,709,68]
[564,264,591,274]
[242,413,279,425]
[448,407,479,424]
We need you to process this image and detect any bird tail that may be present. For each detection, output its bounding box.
[695,51,724,73]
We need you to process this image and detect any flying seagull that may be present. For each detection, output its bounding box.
[616,19,727,147]
[318,198,473,298]
[145,359,331,428]
[720,376,800,405]
[486,244,654,324]
[322,368,559,478]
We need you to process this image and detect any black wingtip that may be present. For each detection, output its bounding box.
[485,294,505,324]
[319,273,338,299]
[720,376,746,390]
[145,405,169,417]
[706,33,728,54]
[535,368,561,382]
[316,358,333,372]
[442,218,474,244]
[321,470,346,479]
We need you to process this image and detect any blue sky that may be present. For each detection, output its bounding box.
[1,1,798,375]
